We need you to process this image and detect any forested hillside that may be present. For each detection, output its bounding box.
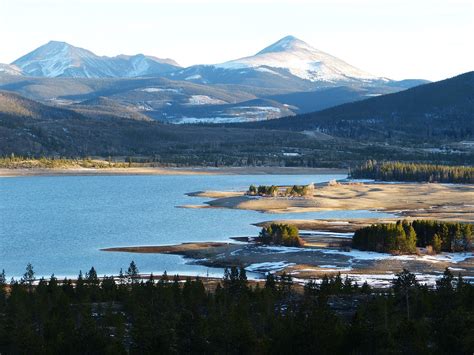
[1,89,473,167]
[245,72,474,142]
[0,91,84,120]
[351,160,474,183]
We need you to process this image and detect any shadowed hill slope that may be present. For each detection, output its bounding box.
[244,71,474,142]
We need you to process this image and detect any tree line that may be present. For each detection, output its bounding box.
[0,155,131,169]
[258,223,304,247]
[0,263,473,353]
[353,220,473,254]
[248,184,314,197]
[248,184,279,196]
[350,160,474,183]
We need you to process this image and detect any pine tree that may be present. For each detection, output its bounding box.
[86,266,99,286]
[393,269,418,319]
[126,261,139,284]
[436,268,454,292]
[0,269,5,287]
[118,268,125,285]
[264,273,276,292]
[432,233,442,253]
[21,263,35,288]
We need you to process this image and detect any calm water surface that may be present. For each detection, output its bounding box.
[0,174,394,278]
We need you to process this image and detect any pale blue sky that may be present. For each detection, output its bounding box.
[1,0,472,80]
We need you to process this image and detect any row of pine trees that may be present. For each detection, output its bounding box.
[350,160,474,183]
[353,220,473,253]
[0,263,473,353]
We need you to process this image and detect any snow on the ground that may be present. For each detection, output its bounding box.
[318,249,391,261]
[239,245,473,265]
[0,64,22,75]
[246,261,295,273]
[175,117,243,124]
[393,253,474,263]
[185,74,202,80]
[138,87,180,93]
[319,249,474,264]
[301,230,354,238]
[259,246,311,254]
[187,95,226,105]
[254,67,287,77]
[237,106,281,113]
[344,271,470,288]
[317,265,353,272]
[173,105,282,124]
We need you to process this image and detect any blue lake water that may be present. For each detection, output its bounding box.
[0,174,394,278]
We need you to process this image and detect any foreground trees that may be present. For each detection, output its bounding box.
[353,220,473,253]
[350,160,474,183]
[0,264,473,353]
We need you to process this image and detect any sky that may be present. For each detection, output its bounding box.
[0,0,472,81]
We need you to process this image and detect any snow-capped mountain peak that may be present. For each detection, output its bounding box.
[217,35,380,83]
[12,41,181,78]
[256,35,312,55]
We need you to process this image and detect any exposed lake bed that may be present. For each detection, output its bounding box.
[102,240,474,287]
[101,179,474,286]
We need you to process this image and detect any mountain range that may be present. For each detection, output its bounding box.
[0,36,428,124]
[11,41,180,78]
[1,65,472,169]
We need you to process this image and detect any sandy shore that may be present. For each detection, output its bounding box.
[191,182,474,222]
[0,166,346,178]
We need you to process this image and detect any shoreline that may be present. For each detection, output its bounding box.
[101,240,474,285]
[186,182,474,222]
[0,166,347,178]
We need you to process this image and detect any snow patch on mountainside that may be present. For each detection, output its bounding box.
[12,41,181,78]
[139,87,181,93]
[254,67,287,78]
[173,105,283,124]
[185,74,202,80]
[187,95,226,105]
[0,64,22,76]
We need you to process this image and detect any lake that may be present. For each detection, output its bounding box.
[0,174,394,278]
